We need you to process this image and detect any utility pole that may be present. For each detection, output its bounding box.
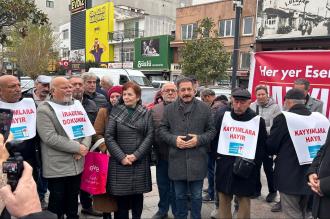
[231,0,243,89]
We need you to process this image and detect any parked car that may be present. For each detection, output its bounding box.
[151,80,171,88]
[88,68,152,88]
[20,76,34,92]
[141,87,159,106]
[208,86,231,98]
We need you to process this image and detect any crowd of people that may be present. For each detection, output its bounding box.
[0,73,329,219]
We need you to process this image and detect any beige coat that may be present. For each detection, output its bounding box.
[37,101,91,178]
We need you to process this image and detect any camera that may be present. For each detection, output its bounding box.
[2,141,24,191]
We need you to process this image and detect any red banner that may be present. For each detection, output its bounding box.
[249,51,330,118]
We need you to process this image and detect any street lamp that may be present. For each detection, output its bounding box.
[231,0,243,89]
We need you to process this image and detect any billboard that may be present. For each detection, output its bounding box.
[86,2,114,63]
[257,0,330,40]
[134,35,173,70]
[141,39,160,57]
[249,50,330,118]
[71,0,86,14]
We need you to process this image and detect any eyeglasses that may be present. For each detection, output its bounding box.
[163,89,177,93]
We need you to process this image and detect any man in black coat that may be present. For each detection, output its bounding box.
[69,76,101,217]
[212,88,267,219]
[307,130,330,219]
[267,89,327,218]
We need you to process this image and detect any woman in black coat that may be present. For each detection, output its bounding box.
[307,130,330,219]
[105,82,153,219]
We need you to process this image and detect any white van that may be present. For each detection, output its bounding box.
[88,68,152,88]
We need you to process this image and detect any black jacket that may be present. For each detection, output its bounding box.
[159,98,216,181]
[84,92,108,110]
[211,108,267,197]
[307,130,330,219]
[267,104,312,195]
[81,97,98,125]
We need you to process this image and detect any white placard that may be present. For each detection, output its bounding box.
[283,111,329,165]
[217,112,261,159]
[0,98,36,140]
[48,100,95,139]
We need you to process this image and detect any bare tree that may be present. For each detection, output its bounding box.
[9,23,58,79]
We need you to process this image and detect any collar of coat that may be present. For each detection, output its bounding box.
[110,103,147,129]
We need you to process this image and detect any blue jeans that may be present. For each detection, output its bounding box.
[173,180,203,219]
[156,159,177,216]
[37,168,48,200]
[207,152,215,199]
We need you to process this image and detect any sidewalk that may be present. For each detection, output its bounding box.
[80,166,287,219]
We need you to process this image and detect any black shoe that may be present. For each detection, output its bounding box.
[202,194,214,202]
[271,202,282,212]
[81,207,103,217]
[151,212,168,219]
[266,192,277,203]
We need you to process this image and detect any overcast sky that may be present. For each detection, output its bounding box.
[192,0,220,5]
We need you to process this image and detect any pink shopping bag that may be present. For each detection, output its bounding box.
[80,152,109,195]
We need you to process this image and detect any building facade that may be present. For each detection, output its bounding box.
[110,6,175,72]
[171,0,257,87]
[92,0,193,20]
[256,0,330,51]
[34,0,70,32]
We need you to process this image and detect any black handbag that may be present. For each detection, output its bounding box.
[233,157,256,179]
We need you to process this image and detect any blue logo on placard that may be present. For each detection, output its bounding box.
[229,142,244,155]
[308,145,321,158]
[72,125,84,138]
[10,126,28,139]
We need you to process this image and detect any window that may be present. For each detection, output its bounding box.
[266,15,276,27]
[119,75,129,85]
[62,29,69,40]
[62,48,70,58]
[181,23,197,40]
[120,48,134,62]
[240,52,251,69]
[243,17,253,35]
[46,0,54,8]
[124,20,139,39]
[219,19,235,37]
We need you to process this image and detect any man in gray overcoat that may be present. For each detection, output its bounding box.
[159,77,216,219]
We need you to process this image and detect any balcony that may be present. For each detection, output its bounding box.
[109,29,144,43]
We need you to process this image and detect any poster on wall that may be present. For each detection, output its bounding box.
[141,38,160,57]
[257,0,330,39]
[248,50,330,118]
[85,2,114,63]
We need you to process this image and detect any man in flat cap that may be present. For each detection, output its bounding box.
[22,75,52,209]
[267,89,329,218]
[22,75,52,106]
[211,88,267,218]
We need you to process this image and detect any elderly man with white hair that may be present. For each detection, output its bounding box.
[37,77,94,219]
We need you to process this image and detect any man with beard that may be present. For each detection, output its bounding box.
[69,76,101,217]
[22,75,52,210]
[37,77,93,219]
[159,78,216,219]
[22,75,51,106]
